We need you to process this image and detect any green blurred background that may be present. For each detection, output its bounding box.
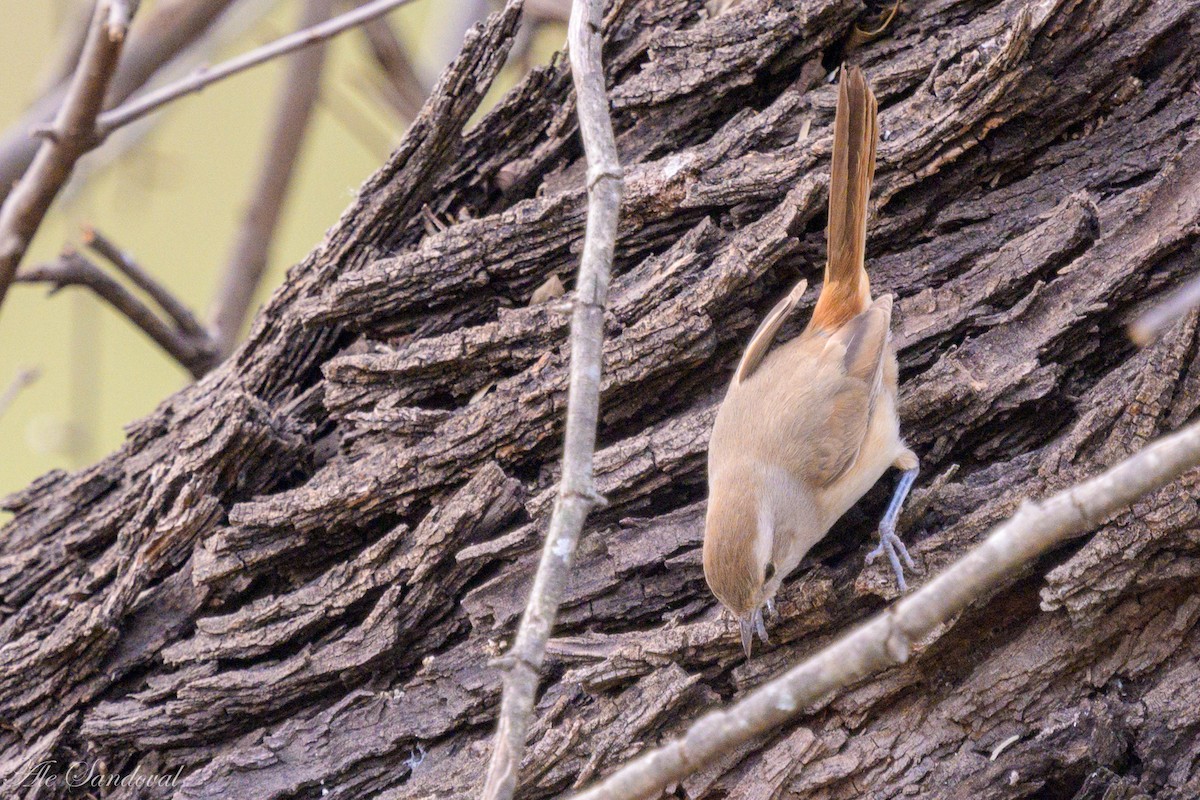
[0,1,562,500]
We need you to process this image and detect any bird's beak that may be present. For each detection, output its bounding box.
[738,606,770,659]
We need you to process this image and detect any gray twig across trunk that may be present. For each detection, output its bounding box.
[3,0,1200,798]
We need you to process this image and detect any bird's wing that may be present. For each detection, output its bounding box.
[823,293,892,413]
[734,279,808,386]
[779,295,893,486]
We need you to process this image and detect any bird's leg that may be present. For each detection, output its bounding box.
[765,596,777,617]
[866,457,919,591]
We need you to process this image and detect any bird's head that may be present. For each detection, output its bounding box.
[703,470,779,657]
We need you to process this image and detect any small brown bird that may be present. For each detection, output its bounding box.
[703,66,919,658]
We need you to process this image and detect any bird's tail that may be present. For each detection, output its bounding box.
[809,65,878,333]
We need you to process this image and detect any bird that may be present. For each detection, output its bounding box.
[702,65,919,659]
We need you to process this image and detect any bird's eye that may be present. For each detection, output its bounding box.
[764,562,776,581]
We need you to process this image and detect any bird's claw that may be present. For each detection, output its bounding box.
[739,605,772,658]
[866,523,914,592]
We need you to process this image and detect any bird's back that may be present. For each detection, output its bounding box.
[711,303,903,527]
[710,330,834,476]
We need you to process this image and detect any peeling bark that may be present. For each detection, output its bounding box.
[3,0,1200,798]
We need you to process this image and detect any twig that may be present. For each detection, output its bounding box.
[0,0,133,314]
[16,252,216,378]
[0,367,40,421]
[565,417,1200,800]
[0,0,239,205]
[359,15,427,122]
[1129,271,1200,345]
[94,0,419,139]
[481,1,624,799]
[83,226,207,339]
[208,0,334,360]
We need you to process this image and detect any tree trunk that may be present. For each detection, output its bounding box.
[4,0,1200,798]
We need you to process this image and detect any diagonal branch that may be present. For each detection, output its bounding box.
[359,15,428,123]
[481,1,625,799]
[0,367,40,421]
[208,0,335,360]
[565,416,1200,800]
[15,251,216,378]
[0,0,238,207]
[93,0,420,139]
[0,0,418,322]
[84,225,207,339]
[1129,271,1200,345]
[0,0,134,316]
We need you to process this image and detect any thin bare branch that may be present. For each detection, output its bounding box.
[83,225,207,339]
[566,417,1200,800]
[1129,271,1200,345]
[0,0,133,315]
[0,367,40,421]
[16,252,216,378]
[208,0,334,360]
[481,0,624,799]
[94,0,419,139]
[359,15,427,122]
[106,0,137,41]
[0,0,240,205]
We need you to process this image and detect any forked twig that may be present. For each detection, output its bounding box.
[0,0,134,314]
[83,226,207,339]
[16,249,216,378]
[0,0,239,205]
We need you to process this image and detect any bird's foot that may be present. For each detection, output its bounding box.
[866,522,915,592]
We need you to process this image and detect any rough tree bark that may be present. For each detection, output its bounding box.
[2,0,1200,798]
